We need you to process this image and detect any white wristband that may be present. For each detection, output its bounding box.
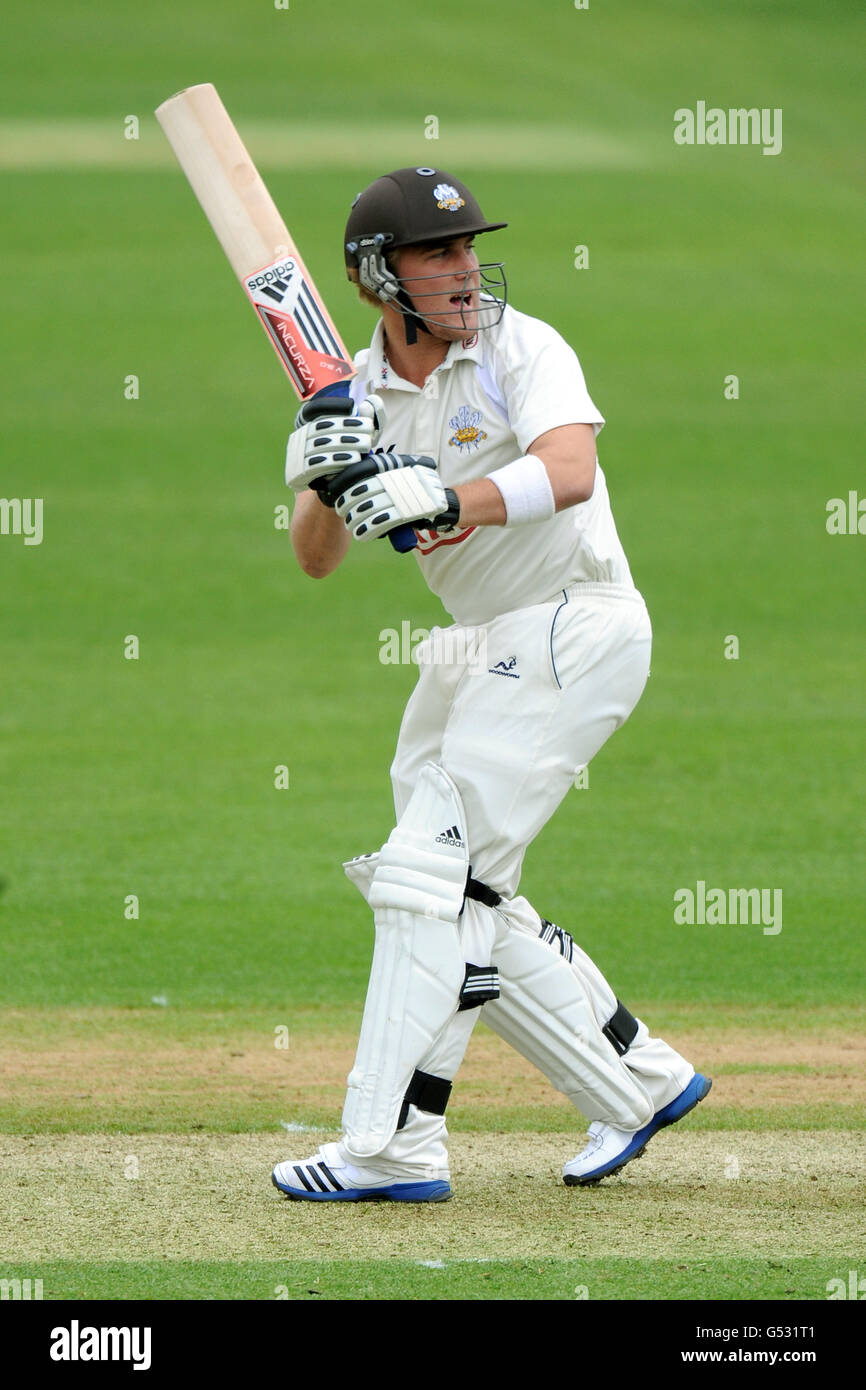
[486,454,556,525]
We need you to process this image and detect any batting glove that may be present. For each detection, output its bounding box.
[285,394,383,492]
[334,453,461,542]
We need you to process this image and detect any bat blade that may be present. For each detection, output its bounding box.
[155,82,353,399]
[155,82,417,552]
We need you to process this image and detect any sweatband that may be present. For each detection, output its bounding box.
[486,454,556,525]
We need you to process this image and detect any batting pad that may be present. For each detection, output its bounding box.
[342,851,379,902]
[484,905,654,1130]
[342,763,470,1158]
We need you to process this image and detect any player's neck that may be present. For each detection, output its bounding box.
[381,318,451,389]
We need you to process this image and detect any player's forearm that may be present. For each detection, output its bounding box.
[451,477,507,527]
[290,491,351,577]
[456,427,597,528]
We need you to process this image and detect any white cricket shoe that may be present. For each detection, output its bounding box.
[271,1141,451,1203]
[563,1073,712,1186]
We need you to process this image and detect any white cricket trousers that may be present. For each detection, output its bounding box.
[353,582,693,1175]
[392,582,652,894]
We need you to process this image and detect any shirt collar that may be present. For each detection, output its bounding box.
[364,318,483,393]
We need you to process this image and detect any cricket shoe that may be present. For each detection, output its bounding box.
[562,1073,713,1186]
[271,1142,452,1203]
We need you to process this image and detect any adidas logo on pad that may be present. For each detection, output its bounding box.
[435,825,463,846]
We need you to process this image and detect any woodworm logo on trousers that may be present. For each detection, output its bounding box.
[50,1321,152,1370]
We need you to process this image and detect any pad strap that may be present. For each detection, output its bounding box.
[539,917,575,963]
[458,962,500,1011]
[465,872,502,909]
[602,999,639,1056]
[397,1068,453,1129]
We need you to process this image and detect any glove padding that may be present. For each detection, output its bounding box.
[334,453,460,542]
[285,395,382,492]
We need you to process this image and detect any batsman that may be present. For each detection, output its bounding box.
[273,168,711,1202]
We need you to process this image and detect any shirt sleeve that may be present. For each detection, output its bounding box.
[493,310,605,452]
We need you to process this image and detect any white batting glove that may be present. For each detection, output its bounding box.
[334,453,460,542]
[285,394,383,492]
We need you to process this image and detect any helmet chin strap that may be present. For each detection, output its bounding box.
[383,249,430,345]
[393,286,431,346]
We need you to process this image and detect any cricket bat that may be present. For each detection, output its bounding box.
[154,82,417,552]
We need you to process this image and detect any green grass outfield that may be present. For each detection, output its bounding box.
[0,1258,850,1302]
[1,0,864,1301]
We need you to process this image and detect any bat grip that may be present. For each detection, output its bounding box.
[311,383,417,553]
[387,524,420,553]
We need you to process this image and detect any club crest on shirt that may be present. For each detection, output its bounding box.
[448,405,488,453]
[434,183,465,212]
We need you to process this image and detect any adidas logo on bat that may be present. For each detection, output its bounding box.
[435,825,463,846]
[246,259,296,303]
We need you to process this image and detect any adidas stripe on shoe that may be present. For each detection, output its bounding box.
[271,1142,452,1203]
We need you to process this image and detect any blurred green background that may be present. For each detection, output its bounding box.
[1,0,863,1012]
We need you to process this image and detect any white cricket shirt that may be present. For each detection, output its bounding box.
[349,304,636,625]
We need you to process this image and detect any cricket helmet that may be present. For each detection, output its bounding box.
[344,167,508,342]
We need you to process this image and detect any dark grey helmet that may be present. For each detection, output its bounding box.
[344,167,508,342]
[345,167,507,263]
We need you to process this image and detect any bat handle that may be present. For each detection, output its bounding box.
[387,524,420,553]
[311,383,417,554]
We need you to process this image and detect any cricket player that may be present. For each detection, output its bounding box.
[273,168,710,1202]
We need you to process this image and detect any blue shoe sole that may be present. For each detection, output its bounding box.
[272,1172,452,1203]
[564,1074,713,1187]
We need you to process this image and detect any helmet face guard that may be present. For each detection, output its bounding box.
[347,231,507,339]
[344,168,508,343]
[390,263,508,335]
